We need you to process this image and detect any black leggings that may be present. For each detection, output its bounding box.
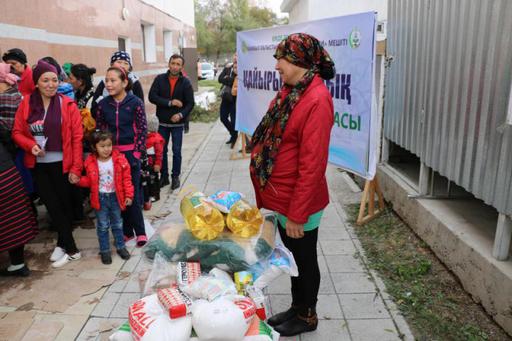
[8,245,24,265]
[278,223,320,309]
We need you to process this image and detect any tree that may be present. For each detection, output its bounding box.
[195,0,284,61]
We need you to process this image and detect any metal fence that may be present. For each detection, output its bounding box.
[384,0,512,214]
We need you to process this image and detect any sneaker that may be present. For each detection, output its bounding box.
[124,235,134,242]
[171,177,180,190]
[143,202,152,211]
[0,265,30,277]
[117,248,131,260]
[50,246,66,262]
[52,252,81,268]
[100,252,112,265]
[136,235,148,247]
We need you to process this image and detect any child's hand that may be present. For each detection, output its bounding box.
[125,198,133,206]
[154,165,161,173]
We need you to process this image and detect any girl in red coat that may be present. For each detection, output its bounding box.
[78,130,132,264]
[250,33,335,337]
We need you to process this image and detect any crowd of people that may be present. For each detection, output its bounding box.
[0,48,195,273]
[0,31,334,337]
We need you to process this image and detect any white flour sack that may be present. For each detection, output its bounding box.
[128,294,192,341]
[191,296,256,341]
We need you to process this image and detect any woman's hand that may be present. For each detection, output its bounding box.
[68,173,80,184]
[125,198,133,206]
[31,145,45,157]
[154,165,161,173]
[286,219,305,239]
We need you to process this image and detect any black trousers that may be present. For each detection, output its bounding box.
[278,223,320,309]
[219,99,237,140]
[33,162,78,254]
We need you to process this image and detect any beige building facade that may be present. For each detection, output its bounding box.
[0,0,196,109]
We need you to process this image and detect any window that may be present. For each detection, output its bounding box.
[163,30,173,62]
[141,22,156,63]
[118,37,126,51]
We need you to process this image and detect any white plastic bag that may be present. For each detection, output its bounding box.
[191,296,256,341]
[129,294,192,341]
[182,275,237,301]
[207,191,243,213]
[251,233,298,289]
[142,252,177,296]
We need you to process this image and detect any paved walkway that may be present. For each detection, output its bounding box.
[78,122,414,340]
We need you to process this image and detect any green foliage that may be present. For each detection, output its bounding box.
[345,205,507,341]
[198,79,222,93]
[195,0,285,60]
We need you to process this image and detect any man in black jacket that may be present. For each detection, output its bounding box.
[149,54,194,190]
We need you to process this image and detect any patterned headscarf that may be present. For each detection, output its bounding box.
[274,33,335,80]
[250,33,335,189]
[110,51,132,68]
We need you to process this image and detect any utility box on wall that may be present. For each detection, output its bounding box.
[183,48,198,92]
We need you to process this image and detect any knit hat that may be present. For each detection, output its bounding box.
[110,51,132,67]
[2,48,27,64]
[147,114,159,133]
[0,63,19,85]
[32,60,58,84]
[274,33,335,80]
[62,62,73,77]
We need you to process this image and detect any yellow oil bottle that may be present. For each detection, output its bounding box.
[180,192,225,240]
[226,200,263,238]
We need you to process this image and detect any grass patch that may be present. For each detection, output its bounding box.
[198,79,222,93]
[346,205,510,341]
[189,98,220,123]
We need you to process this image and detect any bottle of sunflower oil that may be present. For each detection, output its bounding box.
[226,200,263,238]
[180,192,225,240]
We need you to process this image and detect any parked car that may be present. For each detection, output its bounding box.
[199,62,215,80]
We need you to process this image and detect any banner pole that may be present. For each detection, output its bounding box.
[356,176,385,225]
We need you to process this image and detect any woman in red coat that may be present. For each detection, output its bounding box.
[12,60,83,268]
[250,33,335,337]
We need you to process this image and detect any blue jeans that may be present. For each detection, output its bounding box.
[121,151,146,238]
[158,125,183,181]
[96,192,125,253]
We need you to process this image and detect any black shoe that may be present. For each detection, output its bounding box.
[117,248,131,260]
[159,178,170,188]
[274,308,318,337]
[267,306,298,327]
[171,177,180,190]
[100,252,112,265]
[225,139,232,144]
[0,265,30,277]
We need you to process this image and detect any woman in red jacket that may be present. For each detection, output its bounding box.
[250,33,335,337]
[12,60,83,268]
[78,130,132,264]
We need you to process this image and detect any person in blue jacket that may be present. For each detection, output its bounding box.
[95,66,148,246]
